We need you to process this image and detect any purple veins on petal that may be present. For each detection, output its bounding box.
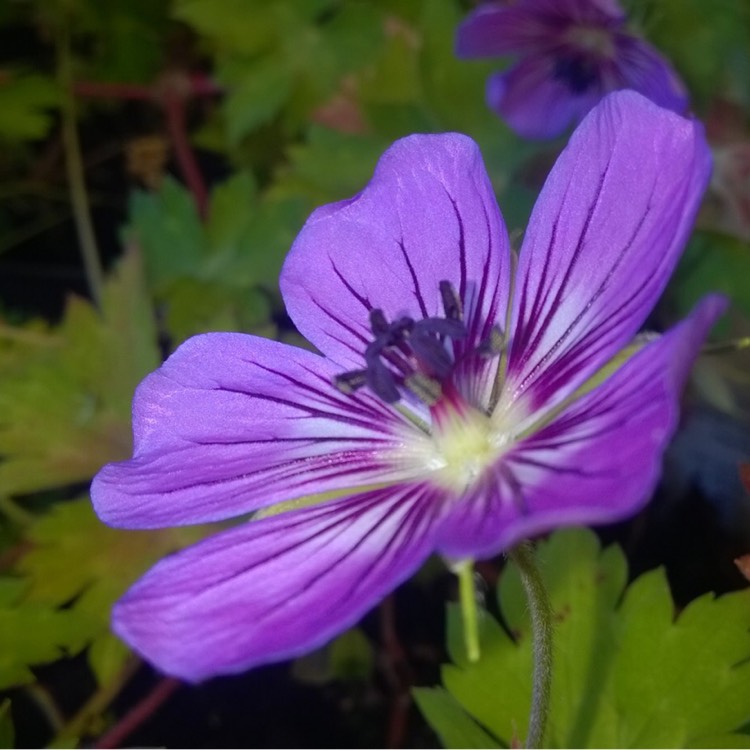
[113,484,444,682]
[93,90,722,682]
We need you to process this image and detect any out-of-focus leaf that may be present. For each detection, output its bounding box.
[420,529,750,749]
[418,0,496,136]
[670,231,750,322]
[0,698,15,748]
[72,0,170,83]
[0,73,59,142]
[87,632,131,687]
[176,0,382,143]
[293,627,374,684]
[163,279,274,348]
[223,57,295,144]
[126,178,206,291]
[329,627,374,681]
[0,249,159,495]
[270,125,389,204]
[15,498,209,684]
[412,688,501,749]
[0,576,96,689]
[630,0,750,107]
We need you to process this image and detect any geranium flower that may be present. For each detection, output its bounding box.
[456,0,688,139]
[92,92,722,682]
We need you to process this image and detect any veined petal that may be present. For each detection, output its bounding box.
[505,90,711,416]
[456,2,553,58]
[456,0,624,59]
[486,60,602,140]
[613,36,689,115]
[112,484,443,682]
[280,134,511,371]
[92,334,432,529]
[438,295,724,560]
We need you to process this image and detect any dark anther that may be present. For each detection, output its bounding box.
[439,280,463,321]
[334,281,472,405]
[369,309,390,336]
[476,326,506,359]
[334,369,368,394]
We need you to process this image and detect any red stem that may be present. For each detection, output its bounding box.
[94,677,181,749]
[163,91,209,219]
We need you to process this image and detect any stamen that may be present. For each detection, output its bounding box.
[440,280,463,321]
[333,281,476,406]
[334,369,368,394]
[404,373,442,405]
[477,325,506,359]
[369,309,390,336]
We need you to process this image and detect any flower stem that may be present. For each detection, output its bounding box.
[455,560,480,663]
[508,542,553,749]
[57,21,105,309]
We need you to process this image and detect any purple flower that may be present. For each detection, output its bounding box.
[456,0,688,139]
[92,92,722,682]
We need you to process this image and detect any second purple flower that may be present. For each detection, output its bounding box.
[456,0,689,139]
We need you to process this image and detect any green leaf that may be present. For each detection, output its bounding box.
[418,0,497,135]
[270,125,389,204]
[87,632,131,687]
[419,529,750,749]
[17,498,206,615]
[6,497,209,688]
[0,72,59,142]
[126,178,206,291]
[413,688,502,749]
[0,249,159,495]
[0,699,15,748]
[670,231,750,322]
[223,57,295,144]
[0,576,97,689]
[329,627,374,681]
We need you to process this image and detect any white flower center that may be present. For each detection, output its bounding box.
[427,403,508,491]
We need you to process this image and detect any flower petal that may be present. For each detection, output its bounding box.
[112,484,443,681]
[280,133,511,371]
[437,295,725,560]
[486,59,602,140]
[456,1,552,58]
[613,36,688,115]
[456,0,625,59]
[505,90,711,417]
[92,334,431,529]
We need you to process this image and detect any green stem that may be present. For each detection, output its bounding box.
[455,560,480,663]
[57,22,104,309]
[508,542,554,749]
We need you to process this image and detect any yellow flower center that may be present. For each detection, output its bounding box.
[428,402,508,491]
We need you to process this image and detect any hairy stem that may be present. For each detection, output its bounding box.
[57,23,105,308]
[508,542,554,749]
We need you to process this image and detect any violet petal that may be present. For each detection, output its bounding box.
[506,91,711,418]
[437,294,725,560]
[280,133,511,372]
[112,484,443,682]
[92,334,427,529]
[613,35,689,115]
[486,59,603,140]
